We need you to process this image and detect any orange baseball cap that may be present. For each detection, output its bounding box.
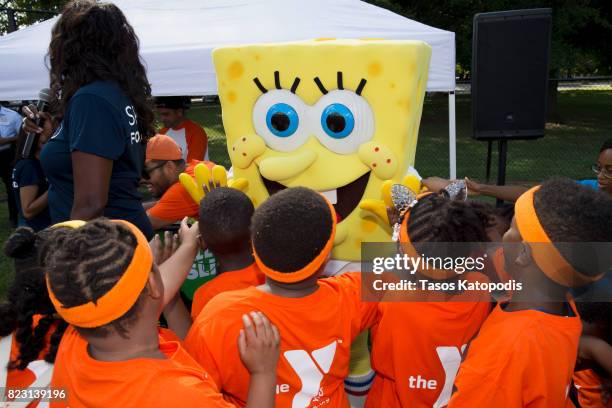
[146,134,183,162]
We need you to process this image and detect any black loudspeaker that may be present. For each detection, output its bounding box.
[472,8,552,140]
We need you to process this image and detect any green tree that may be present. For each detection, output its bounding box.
[366,0,612,76]
[0,0,67,35]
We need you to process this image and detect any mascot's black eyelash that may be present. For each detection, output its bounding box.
[314,72,367,96]
[253,71,301,94]
[254,71,366,96]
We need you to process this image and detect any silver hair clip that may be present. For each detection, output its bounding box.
[391,184,417,242]
[442,179,467,201]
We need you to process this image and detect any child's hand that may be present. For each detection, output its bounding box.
[238,311,280,376]
[465,177,483,196]
[150,231,179,265]
[178,217,200,250]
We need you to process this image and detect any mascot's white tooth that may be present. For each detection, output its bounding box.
[320,189,338,204]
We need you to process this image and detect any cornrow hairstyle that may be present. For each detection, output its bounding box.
[406,194,493,258]
[600,138,612,153]
[199,187,254,255]
[533,178,612,278]
[251,187,333,273]
[42,219,148,339]
[0,227,68,370]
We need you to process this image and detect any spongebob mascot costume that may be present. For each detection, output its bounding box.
[183,39,431,407]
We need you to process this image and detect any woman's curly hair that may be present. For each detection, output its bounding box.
[47,0,155,139]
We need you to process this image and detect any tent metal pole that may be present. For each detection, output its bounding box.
[448,91,457,179]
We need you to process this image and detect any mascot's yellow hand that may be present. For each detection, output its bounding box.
[359,175,423,225]
[180,163,250,204]
[228,178,249,192]
[359,199,389,225]
[402,175,423,195]
[211,165,228,187]
[179,172,202,204]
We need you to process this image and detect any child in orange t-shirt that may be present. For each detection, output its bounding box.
[43,219,279,408]
[185,187,379,408]
[449,179,612,407]
[366,192,494,408]
[572,299,612,408]
[191,187,264,319]
[0,227,68,407]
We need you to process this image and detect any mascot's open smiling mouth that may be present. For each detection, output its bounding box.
[262,172,371,223]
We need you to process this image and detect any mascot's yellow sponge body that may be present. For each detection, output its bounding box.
[213,39,431,261]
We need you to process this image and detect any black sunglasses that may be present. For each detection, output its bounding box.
[142,161,167,180]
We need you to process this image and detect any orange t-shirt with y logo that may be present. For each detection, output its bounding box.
[367,272,492,408]
[184,272,378,408]
[191,263,265,319]
[449,301,582,408]
[50,327,234,408]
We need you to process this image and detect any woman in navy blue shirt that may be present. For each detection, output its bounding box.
[30,1,155,239]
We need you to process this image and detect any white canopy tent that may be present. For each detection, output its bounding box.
[0,0,457,177]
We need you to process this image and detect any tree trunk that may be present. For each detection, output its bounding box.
[547,78,559,123]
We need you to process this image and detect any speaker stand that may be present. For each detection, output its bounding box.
[496,140,508,207]
[485,141,493,183]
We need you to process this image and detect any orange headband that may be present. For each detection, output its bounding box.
[46,219,153,328]
[399,192,458,280]
[515,186,603,287]
[253,195,337,283]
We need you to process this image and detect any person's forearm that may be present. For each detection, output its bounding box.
[478,184,529,202]
[245,373,276,408]
[22,191,48,219]
[590,339,612,375]
[142,200,157,210]
[71,201,106,220]
[158,241,199,306]
[163,295,192,339]
[148,215,174,231]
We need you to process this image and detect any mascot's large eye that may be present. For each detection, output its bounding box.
[321,103,354,139]
[266,103,299,137]
[253,90,308,152]
[312,90,374,155]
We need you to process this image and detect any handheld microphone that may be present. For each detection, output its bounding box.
[21,88,51,159]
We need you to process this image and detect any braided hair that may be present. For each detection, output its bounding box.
[408,194,493,243]
[0,227,68,370]
[42,219,148,338]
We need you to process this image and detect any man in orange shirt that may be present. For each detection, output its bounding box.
[44,219,280,408]
[143,134,214,230]
[185,187,379,408]
[366,192,494,408]
[449,179,612,407]
[156,96,208,162]
[191,187,264,319]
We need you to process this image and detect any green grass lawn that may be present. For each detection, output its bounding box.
[0,89,610,299]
